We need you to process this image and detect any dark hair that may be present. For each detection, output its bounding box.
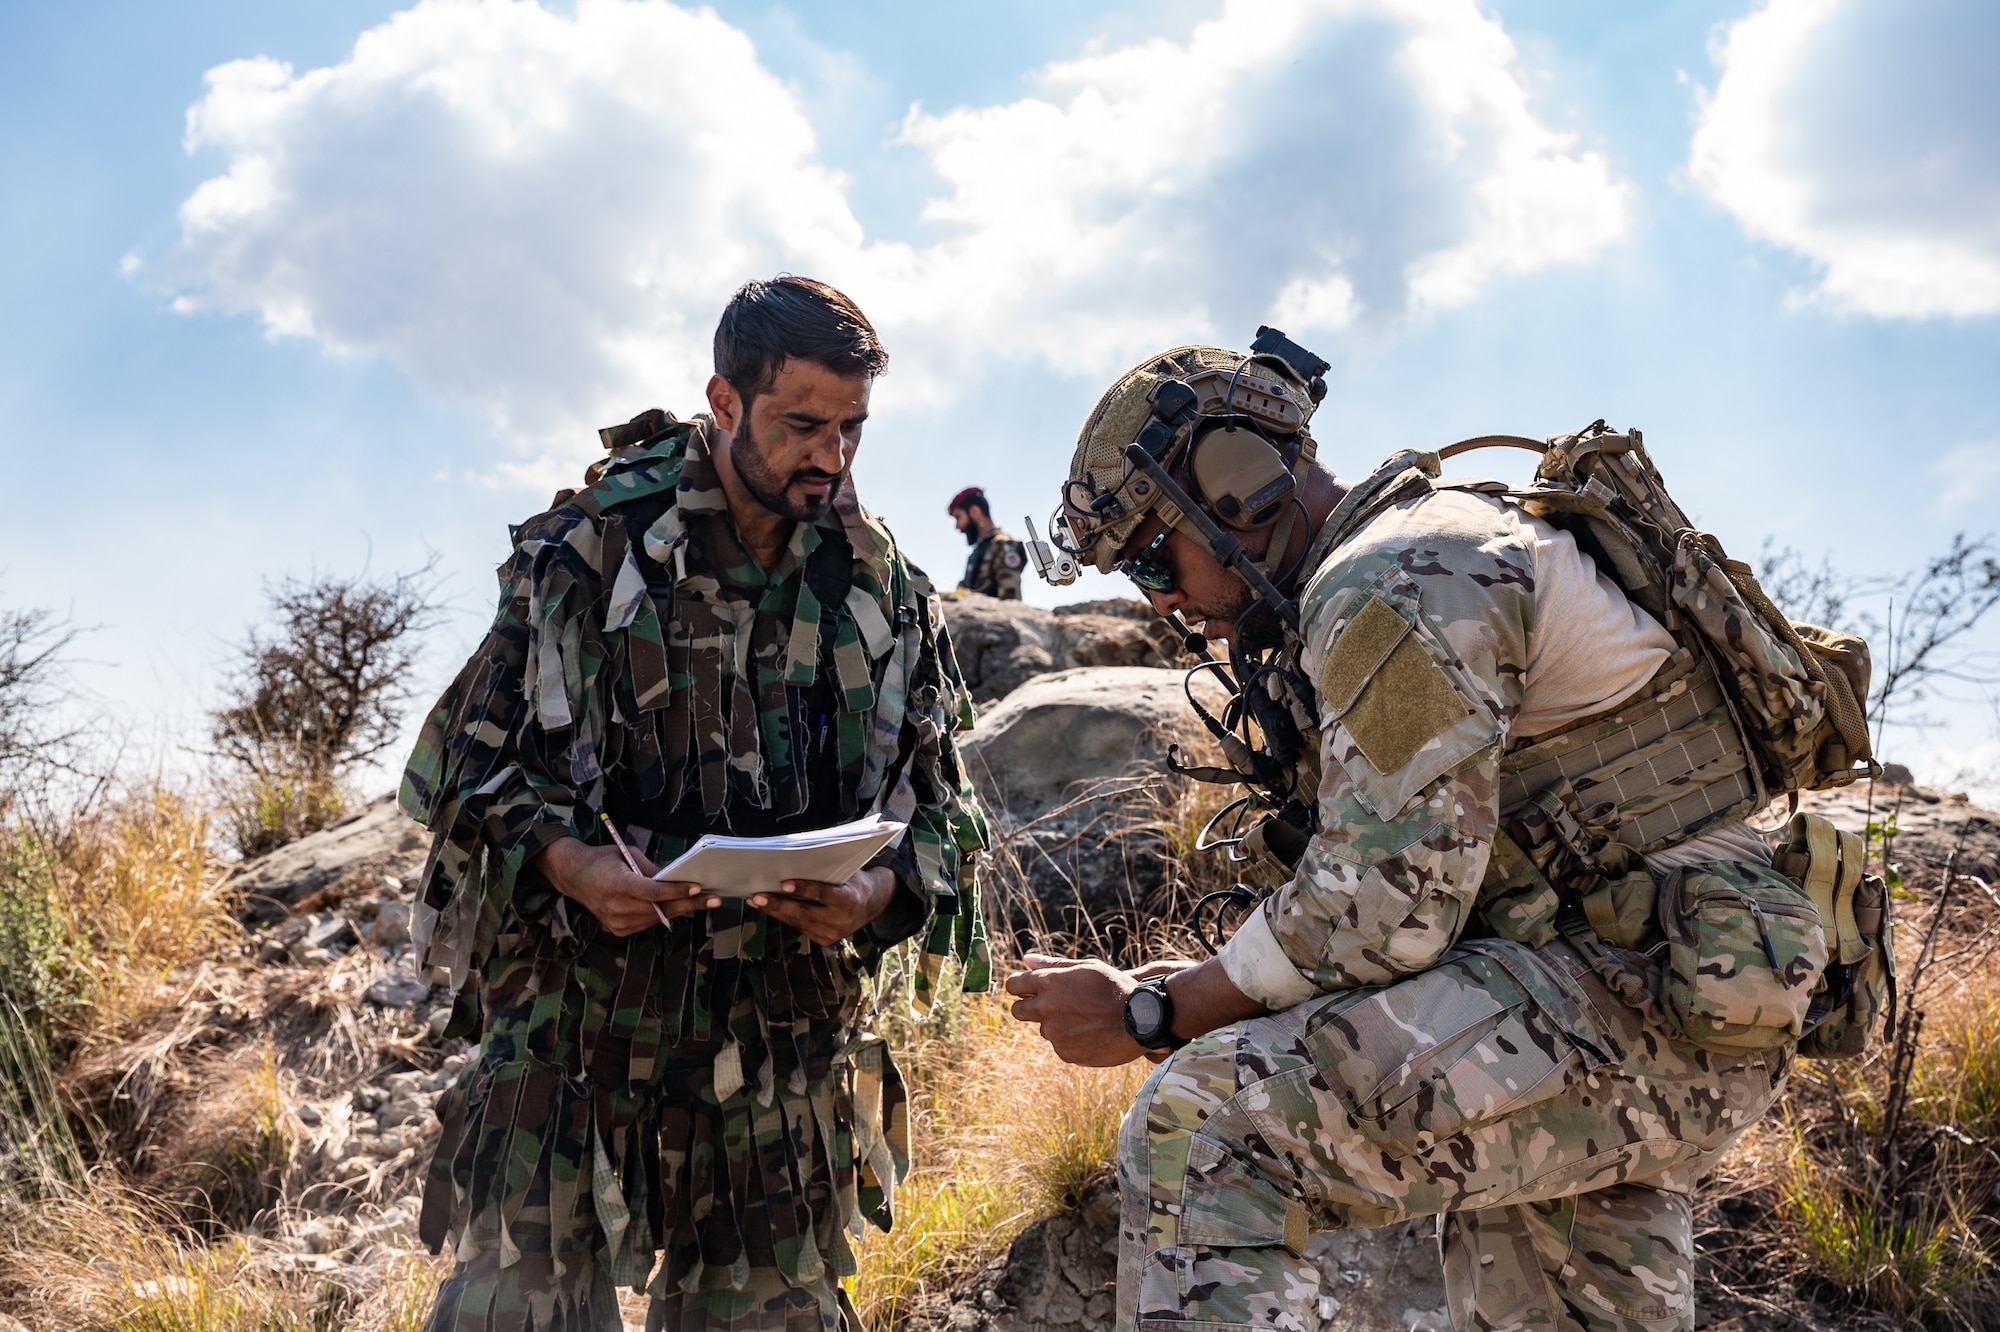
[713,275,888,404]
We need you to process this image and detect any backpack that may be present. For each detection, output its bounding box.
[1455,420,1890,1057]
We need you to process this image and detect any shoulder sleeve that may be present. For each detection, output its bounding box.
[1215,502,1532,1002]
[398,504,613,992]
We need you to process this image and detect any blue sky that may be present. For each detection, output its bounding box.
[2,0,1996,795]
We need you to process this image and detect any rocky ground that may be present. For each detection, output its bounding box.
[63,793,457,1281]
[59,588,1994,1330]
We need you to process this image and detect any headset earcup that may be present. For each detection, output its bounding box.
[1189,428,1298,530]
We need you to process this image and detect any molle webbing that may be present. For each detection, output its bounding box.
[1498,650,1759,854]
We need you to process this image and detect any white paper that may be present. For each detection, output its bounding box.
[651,815,907,899]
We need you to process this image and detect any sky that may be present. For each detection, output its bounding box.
[2,0,1997,799]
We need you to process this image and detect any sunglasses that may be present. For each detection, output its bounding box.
[1118,527,1175,594]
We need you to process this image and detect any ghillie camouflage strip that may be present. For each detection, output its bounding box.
[400,419,989,1330]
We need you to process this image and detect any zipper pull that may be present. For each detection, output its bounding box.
[1747,900,1783,976]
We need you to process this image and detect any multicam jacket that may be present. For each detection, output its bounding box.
[958,530,1025,600]
[400,415,989,1325]
[1213,451,1809,1054]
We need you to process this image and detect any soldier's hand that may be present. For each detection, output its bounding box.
[534,838,720,938]
[747,867,898,947]
[1004,953,1146,1067]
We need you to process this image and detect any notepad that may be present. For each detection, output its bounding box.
[651,814,908,899]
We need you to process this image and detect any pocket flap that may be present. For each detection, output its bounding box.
[1176,1136,1310,1254]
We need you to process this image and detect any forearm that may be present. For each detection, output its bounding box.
[1163,956,1269,1042]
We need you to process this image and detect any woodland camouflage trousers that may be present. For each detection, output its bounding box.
[1118,939,1791,1332]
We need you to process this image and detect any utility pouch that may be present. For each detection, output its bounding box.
[1774,812,1896,1059]
[1657,861,1828,1051]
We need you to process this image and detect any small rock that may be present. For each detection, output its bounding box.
[370,902,412,946]
[366,972,430,1008]
[427,1006,452,1036]
[383,874,404,891]
[355,1086,388,1111]
[255,938,288,966]
[295,1103,322,1126]
[302,915,361,954]
[295,1214,349,1255]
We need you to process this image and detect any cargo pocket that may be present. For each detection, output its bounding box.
[1658,862,1828,1051]
[1177,1135,1311,1254]
[1305,954,1584,1158]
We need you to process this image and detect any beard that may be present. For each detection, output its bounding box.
[734,435,845,522]
[963,524,980,547]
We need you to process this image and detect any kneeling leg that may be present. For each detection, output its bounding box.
[1441,1184,1693,1332]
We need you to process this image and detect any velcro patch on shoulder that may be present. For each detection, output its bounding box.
[1320,594,1470,776]
[1319,594,1412,711]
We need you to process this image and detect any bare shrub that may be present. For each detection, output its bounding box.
[0,599,85,816]
[212,566,439,858]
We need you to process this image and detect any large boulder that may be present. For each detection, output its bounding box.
[943,593,1183,702]
[959,666,1223,941]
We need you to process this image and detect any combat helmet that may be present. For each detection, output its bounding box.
[1026,326,1329,630]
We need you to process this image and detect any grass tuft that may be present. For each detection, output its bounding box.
[1774,1116,1993,1320]
[848,963,1152,1329]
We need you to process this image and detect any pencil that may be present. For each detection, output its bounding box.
[600,812,672,927]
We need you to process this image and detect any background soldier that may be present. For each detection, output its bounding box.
[1007,337,1837,1331]
[401,277,991,1332]
[947,486,1026,600]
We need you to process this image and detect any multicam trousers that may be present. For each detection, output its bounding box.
[1118,939,1790,1332]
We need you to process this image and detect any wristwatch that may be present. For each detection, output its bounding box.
[1123,976,1188,1051]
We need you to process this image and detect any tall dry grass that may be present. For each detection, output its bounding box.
[0,782,235,1047]
[849,962,1153,1329]
[0,1182,443,1332]
[1717,889,2000,1326]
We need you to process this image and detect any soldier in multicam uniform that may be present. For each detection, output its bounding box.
[400,277,991,1332]
[1007,336,1827,1331]
[948,486,1026,600]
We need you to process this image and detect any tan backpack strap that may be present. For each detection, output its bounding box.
[1783,813,1867,965]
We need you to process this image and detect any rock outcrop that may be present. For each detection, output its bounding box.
[232,793,429,926]
[957,667,1223,938]
[943,593,1183,702]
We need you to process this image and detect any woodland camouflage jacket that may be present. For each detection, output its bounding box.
[400,416,990,1005]
[397,418,992,1324]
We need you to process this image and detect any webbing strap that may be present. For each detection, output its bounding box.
[1780,813,1866,964]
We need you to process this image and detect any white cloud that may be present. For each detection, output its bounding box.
[160,0,1631,469]
[1690,0,2000,319]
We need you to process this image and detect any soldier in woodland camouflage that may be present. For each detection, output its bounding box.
[401,277,990,1332]
[1008,341,1828,1331]
[948,487,1026,600]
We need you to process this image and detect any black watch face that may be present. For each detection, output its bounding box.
[1129,987,1167,1040]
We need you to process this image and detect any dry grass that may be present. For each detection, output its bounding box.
[849,967,1152,1329]
[0,1183,443,1332]
[1702,894,2000,1328]
[0,782,237,1047]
